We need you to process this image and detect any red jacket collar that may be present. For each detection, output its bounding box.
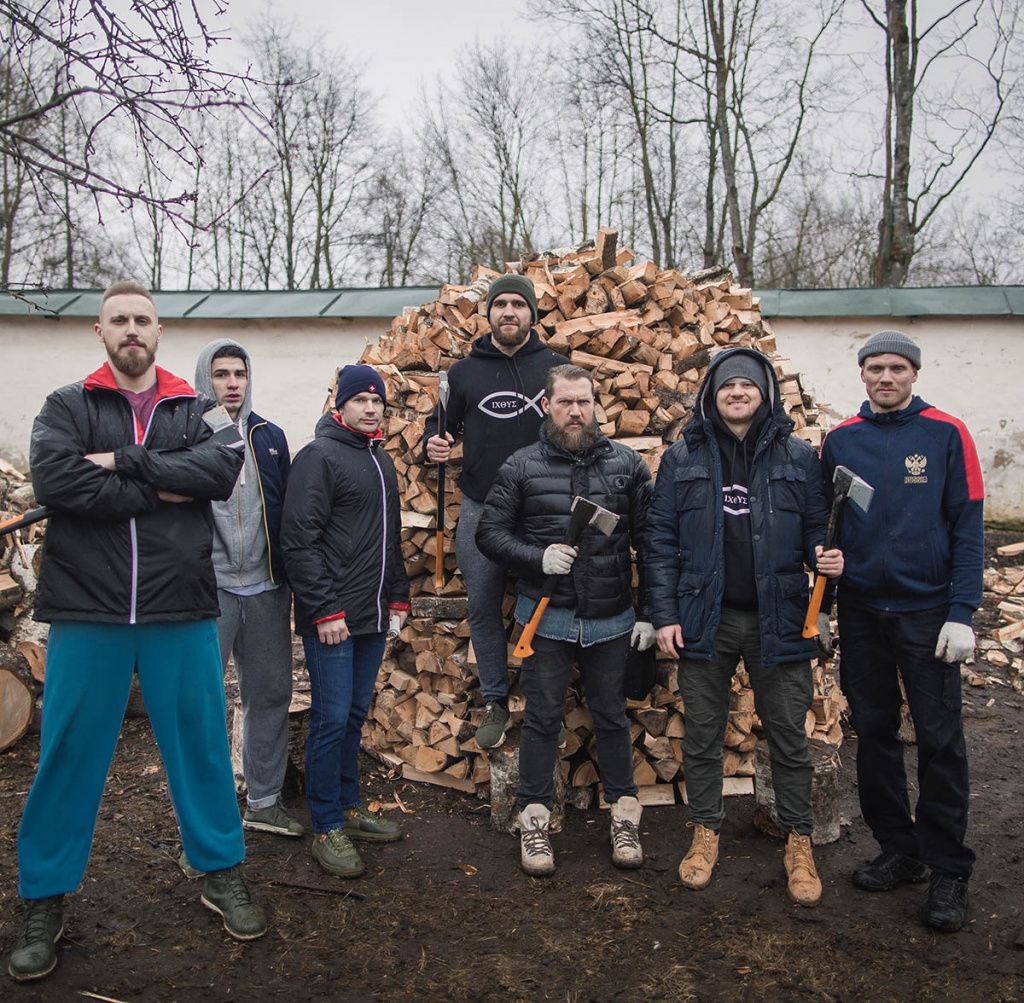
[332,413,384,440]
[84,362,196,400]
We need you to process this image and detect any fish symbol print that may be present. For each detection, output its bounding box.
[477,388,545,419]
[723,482,749,516]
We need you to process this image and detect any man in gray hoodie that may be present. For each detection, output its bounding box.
[195,340,302,838]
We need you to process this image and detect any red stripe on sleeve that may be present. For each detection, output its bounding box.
[921,407,985,501]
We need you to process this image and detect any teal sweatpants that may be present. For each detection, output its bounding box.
[17,620,245,899]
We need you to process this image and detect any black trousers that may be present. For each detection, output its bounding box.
[517,632,636,811]
[838,600,974,879]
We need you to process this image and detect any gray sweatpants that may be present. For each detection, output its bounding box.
[216,586,294,810]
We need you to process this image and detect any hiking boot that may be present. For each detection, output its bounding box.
[784,832,822,907]
[177,850,203,879]
[312,827,365,878]
[852,850,929,892]
[678,823,719,889]
[344,805,401,843]
[201,866,267,941]
[8,895,64,983]
[476,702,510,749]
[518,803,555,877]
[924,874,969,932]
[243,799,305,838]
[610,796,643,869]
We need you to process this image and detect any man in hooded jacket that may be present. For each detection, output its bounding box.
[194,340,301,840]
[645,348,843,907]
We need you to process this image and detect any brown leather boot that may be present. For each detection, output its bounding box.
[784,832,822,907]
[677,823,719,889]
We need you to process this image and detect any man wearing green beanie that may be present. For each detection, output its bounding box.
[424,274,567,749]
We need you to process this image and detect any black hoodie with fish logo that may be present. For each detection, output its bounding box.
[422,329,568,503]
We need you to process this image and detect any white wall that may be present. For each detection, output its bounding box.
[2,312,1021,523]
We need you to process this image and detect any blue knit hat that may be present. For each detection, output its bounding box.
[335,365,387,408]
[857,330,921,370]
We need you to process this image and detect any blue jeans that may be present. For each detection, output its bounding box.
[303,632,387,833]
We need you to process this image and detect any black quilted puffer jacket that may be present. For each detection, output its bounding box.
[476,425,652,618]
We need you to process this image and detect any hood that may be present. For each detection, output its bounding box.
[469,328,549,360]
[685,347,789,448]
[856,394,929,425]
[194,338,253,422]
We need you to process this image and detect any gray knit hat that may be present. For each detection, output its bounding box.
[857,330,921,370]
[710,350,770,401]
[486,274,538,324]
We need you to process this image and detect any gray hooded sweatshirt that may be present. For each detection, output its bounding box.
[194,339,273,591]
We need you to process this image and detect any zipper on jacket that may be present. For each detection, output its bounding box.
[248,420,276,585]
[368,444,389,632]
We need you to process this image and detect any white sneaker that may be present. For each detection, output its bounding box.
[518,803,555,877]
[610,795,643,869]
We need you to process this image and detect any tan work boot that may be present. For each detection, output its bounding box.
[677,822,719,889]
[784,832,822,907]
[518,804,555,877]
[610,796,643,869]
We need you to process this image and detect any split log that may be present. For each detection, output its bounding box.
[752,739,842,844]
[0,641,40,751]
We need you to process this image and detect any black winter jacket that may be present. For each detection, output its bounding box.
[644,349,829,666]
[281,415,409,637]
[31,363,244,624]
[422,330,568,502]
[476,425,652,618]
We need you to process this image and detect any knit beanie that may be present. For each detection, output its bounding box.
[486,274,538,324]
[857,330,921,370]
[710,350,770,400]
[335,364,387,409]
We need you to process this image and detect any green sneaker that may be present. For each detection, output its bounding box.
[243,800,305,838]
[344,805,401,843]
[476,701,510,749]
[201,867,267,941]
[8,895,65,982]
[312,828,365,878]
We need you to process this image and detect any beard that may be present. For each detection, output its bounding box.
[109,339,156,377]
[491,319,531,348]
[546,416,599,453]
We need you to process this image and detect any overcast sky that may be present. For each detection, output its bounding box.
[216,0,534,127]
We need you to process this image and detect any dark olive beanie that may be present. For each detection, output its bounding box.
[485,274,538,324]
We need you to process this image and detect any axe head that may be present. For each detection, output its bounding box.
[437,369,450,409]
[832,465,874,513]
[569,495,620,541]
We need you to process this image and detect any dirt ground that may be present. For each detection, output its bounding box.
[1,537,1022,1002]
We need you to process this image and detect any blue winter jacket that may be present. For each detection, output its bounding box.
[820,395,983,625]
[645,349,829,666]
[248,410,290,585]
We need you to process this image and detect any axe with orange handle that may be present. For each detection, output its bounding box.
[513,496,620,659]
[802,465,874,638]
[0,507,49,538]
[433,370,450,591]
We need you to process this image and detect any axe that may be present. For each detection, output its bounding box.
[434,370,450,590]
[0,506,50,537]
[802,465,874,638]
[513,496,620,659]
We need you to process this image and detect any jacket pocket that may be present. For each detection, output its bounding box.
[768,463,806,512]
[775,571,810,639]
[674,465,711,511]
[676,569,711,641]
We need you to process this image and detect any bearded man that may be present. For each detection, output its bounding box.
[476,365,654,877]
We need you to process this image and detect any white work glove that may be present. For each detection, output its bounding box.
[630,621,656,651]
[542,543,578,575]
[934,622,976,664]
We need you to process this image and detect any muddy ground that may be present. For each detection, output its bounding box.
[1,536,1022,1002]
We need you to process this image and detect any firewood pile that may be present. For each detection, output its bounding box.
[352,231,844,805]
[977,541,1024,693]
[0,460,47,752]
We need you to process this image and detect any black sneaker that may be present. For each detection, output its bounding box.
[8,895,65,983]
[852,851,929,892]
[476,702,510,749]
[925,874,969,932]
[201,866,267,940]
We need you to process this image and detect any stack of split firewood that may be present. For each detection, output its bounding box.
[978,542,1024,693]
[354,231,844,804]
[0,460,47,752]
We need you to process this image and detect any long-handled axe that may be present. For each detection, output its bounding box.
[434,370,450,591]
[0,507,50,537]
[802,465,874,638]
[513,496,620,659]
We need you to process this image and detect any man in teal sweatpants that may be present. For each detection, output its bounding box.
[9,281,268,984]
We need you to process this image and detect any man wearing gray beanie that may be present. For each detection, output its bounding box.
[822,329,984,933]
[423,274,567,750]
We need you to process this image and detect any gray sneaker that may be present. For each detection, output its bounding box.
[201,866,267,941]
[312,827,365,878]
[177,850,204,879]
[476,701,510,749]
[243,800,305,838]
[8,895,64,982]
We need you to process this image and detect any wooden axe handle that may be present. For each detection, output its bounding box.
[514,596,550,659]
[802,574,828,638]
